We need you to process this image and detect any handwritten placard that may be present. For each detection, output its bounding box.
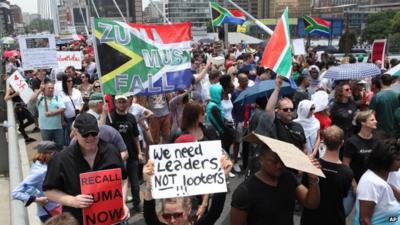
[292,38,306,55]
[149,141,226,199]
[57,51,83,70]
[18,34,57,70]
[80,168,124,225]
[7,71,33,104]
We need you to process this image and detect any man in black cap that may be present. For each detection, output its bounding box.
[43,113,129,224]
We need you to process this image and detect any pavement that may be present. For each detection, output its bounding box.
[17,127,354,225]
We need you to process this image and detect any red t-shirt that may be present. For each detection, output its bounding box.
[314,112,331,132]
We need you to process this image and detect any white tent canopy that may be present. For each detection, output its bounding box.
[194,32,264,45]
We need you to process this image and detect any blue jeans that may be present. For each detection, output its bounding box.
[126,158,140,206]
[63,117,75,146]
[41,129,64,150]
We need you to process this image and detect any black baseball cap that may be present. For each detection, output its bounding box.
[73,113,99,136]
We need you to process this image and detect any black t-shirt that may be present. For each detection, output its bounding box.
[343,134,382,182]
[272,119,306,151]
[107,111,139,159]
[301,159,353,225]
[231,171,300,225]
[330,100,357,140]
[42,140,127,225]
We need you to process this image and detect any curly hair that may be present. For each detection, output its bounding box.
[334,82,350,102]
[368,138,400,172]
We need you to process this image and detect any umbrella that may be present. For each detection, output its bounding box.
[3,50,20,58]
[387,63,400,77]
[233,80,295,105]
[0,37,15,45]
[323,63,381,81]
[198,38,214,44]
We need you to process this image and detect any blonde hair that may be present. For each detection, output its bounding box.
[355,110,375,127]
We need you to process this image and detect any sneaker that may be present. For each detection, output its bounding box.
[25,137,36,143]
[233,163,241,173]
[31,127,40,133]
[229,172,236,178]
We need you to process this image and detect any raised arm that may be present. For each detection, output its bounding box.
[265,76,283,121]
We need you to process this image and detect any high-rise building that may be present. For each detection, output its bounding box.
[87,0,143,23]
[257,0,269,18]
[269,0,311,18]
[165,0,210,38]
[38,0,52,19]
[10,5,22,24]
[143,1,164,23]
[0,0,14,35]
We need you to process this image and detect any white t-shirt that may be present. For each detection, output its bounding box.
[354,170,400,225]
[221,95,233,122]
[129,103,146,140]
[388,171,400,189]
[61,88,83,119]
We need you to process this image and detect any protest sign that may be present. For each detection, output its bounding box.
[372,39,386,68]
[292,39,306,55]
[57,51,83,70]
[80,168,124,225]
[92,18,193,95]
[18,34,58,70]
[149,141,226,199]
[244,132,325,178]
[7,71,33,104]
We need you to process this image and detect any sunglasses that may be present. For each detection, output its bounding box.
[67,80,73,83]
[281,108,294,112]
[94,86,101,88]
[81,132,98,138]
[161,212,184,221]
[344,88,351,92]
[310,107,315,111]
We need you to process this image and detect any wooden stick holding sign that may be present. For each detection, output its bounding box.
[244,132,325,178]
[80,168,124,225]
[149,140,227,199]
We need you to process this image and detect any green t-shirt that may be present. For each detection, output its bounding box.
[370,89,399,136]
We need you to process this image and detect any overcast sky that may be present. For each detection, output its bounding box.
[9,0,152,14]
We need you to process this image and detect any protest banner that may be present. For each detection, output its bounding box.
[244,132,325,178]
[149,141,227,199]
[292,38,306,55]
[80,168,124,225]
[57,51,83,70]
[371,39,386,68]
[18,34,58,70]
[7,71,33,104]
[92,18,193,95]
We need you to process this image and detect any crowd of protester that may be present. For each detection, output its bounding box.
[5,38,400,225]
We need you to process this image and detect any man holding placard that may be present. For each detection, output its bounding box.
[43,113,129,225]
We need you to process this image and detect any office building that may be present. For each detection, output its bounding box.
[269,0,311,18]
[143,1,164,23]
[10,5,22,23]
[0,0,13,35]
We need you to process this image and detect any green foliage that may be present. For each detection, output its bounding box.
[26,18,54,33]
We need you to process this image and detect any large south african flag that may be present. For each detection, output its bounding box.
[303,15,331,37]
[93,18,193,95]
[210,2,245,27]
[260,7,292,78]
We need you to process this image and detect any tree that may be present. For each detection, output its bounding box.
[26,18,54,33]
[361,10,396,44]
[339,32,357,53]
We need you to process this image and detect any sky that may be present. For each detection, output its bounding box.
[9,0,37,13]
[8,0,152,14]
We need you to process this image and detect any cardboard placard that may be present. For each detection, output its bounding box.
[7,71,34,104]
[57,51,83,70]
[80,168,124,225]
[18,34,58,70]
[149,140,227,199]
[292,38,306,55]
[244,132,325,178]
[371,39,386,69]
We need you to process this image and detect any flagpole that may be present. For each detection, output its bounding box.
[77,0,90,36]
[112,0,128,23]
[150,0,171,24]
[226,0,273,35]
[208,1,216,38]
[90,0,100,18]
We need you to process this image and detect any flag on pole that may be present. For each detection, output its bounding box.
[92,18,193,95]
[260,7,292,78]
[210,2,245,27]
[303,15,331,37]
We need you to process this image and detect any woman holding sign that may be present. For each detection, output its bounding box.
[142,154,232,225]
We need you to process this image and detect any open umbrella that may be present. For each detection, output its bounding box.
[233,80,295,105]
[386,63,400,77]
[0,37,15,45]
[3,50,20,58]
[323,63,381,81]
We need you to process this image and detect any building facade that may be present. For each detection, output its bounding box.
[269,0,311,18]
[87,0,143,23]
[143,1,164,23]
[0,0,14,35]
[10,5,22,24]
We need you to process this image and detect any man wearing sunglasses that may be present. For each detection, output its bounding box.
[265,77,307,154]
[43,113,129,224]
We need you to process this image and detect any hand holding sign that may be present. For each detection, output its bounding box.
[72,194,94,208]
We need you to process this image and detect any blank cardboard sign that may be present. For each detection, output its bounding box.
[244,132,325,178]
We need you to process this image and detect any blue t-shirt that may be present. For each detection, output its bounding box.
[37,94,65,130]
